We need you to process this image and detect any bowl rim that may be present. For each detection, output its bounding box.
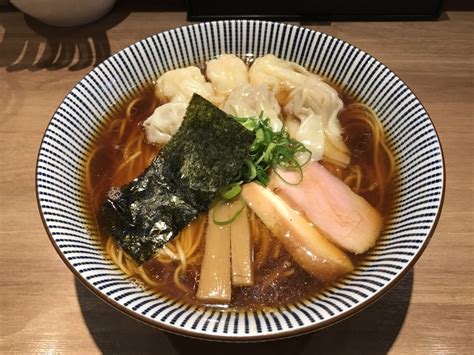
[35,19,446,341]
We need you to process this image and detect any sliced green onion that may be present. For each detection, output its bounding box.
[217,115,312,205]
[264,129,272,144]
[242,159,257,180]
[263,142,276,162]
[212,199,246,226]
[256,169,270,186]
[220,183,242,200]
[273,161,304,185]
[255,128,265,143]
[296,149,312,166]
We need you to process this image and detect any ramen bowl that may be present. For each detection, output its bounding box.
[36,21,444,341]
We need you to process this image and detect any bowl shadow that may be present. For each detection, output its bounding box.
[0,0,189,73]
[75,269,413,354]
[0,6,131,72]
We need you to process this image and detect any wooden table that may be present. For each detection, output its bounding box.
[1,6,472,354]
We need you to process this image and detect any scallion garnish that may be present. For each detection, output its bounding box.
[218,115,311,202]
[219,183,242,200]
[212,198,246,225]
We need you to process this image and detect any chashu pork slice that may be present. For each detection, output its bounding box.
[269,161,383,254]
[241,183,353,282]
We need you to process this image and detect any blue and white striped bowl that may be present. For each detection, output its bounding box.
[36,21,445,341]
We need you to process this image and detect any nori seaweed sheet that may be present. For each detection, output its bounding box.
[100,94,255,264]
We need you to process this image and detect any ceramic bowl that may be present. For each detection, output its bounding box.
[36,20,444,341]
[11,0,116,27]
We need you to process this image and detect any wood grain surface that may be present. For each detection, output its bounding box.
[0,7,473,354]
